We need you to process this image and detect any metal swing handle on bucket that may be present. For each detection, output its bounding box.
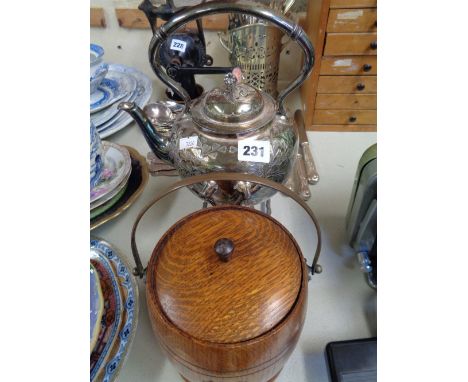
[130,172,322,279]
[148,0,315,115]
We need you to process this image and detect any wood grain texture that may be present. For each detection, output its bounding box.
[115,8,228,30]
[146,206,308,382]
[324,32,377,55]
[327,8,377,33]
[152,208,301,343]
[317,76,377,93]
[301,0,378,131]
[90,7,105,28]
[179,371,282,382]
[330,0,377,8]
[300,0,330,130]
[311,124,376,132]
[313,109,376,124]
[315,94,376,109]
[320,56,377,75]
[115,8,149,29]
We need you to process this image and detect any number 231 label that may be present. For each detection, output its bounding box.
[238,140,270,163]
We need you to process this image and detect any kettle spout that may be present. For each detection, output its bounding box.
[118,101,172,163]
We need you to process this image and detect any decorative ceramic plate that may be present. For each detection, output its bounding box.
[95,71,140,131]
[90,77,127,113]
[90,263,104,352]
[96,66,150,135]
[97,64,152,139]
[91,70,137,127]
[90,160,131,211]
[91,77,129,114]
[91,44,104,65]
[90,248,123,381]
[90,239,139,382]
[91,146,148,230]
[91,183,128,220]
[90,85,108,108]
[90,142,131,204]
[91,91,130,128]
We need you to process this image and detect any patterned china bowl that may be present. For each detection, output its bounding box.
[91,44,108,94]
[90,122,104,190]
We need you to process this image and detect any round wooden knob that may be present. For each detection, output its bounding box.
[356,83,365,91]
[370,41,377,50]
[214,238,235,262]
[363,64,372,72]
[349,116,357,123]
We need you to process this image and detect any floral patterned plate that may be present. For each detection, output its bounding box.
[90,239,139,382]
[90,263,104,352]
[90,183,128,220]
[90,161,131,211]
[90,142,131,204]
[90,147,148,231]
[90,248,123,381]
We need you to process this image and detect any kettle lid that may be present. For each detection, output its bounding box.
[146,206,304,344]
[191,72,276,134]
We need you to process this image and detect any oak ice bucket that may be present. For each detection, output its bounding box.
[131,173,322,382]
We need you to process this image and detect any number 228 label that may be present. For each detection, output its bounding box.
[170,39,187,53]
[238,140,270,163]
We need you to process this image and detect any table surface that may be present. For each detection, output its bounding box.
[92,75,377,381]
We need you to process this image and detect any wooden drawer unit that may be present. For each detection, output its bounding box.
[324,32,377,56]
[311,125,376,132]
[313,110,377,125]
[327,9,377,33]
[317,76,377,93]
[315,94,376,109]
[301,0,378,132]
[330,0,377,8]
[320,56,377,75]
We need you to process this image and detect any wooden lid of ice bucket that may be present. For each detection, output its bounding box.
[146,205,304,344]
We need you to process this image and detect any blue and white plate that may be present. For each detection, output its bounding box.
[90,246,123,382]
[90,238,139,382]
[97,64,153,139]
[91,44,105,66]
[90,44,108,95]
[91,69,138,125]
[90,77,128,114]
[90,84,111,109]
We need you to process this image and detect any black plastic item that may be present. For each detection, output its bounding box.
[326,338,377,382]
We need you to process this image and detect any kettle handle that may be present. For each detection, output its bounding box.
[131,172,322,279]
[148,0,314,115]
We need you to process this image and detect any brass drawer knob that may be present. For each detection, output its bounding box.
[356,83,365,91]
[363,64,372,72]
[370,41,377,50]
[349,116,357,123]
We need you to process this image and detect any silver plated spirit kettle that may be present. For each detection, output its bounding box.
[119,0,314,205]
